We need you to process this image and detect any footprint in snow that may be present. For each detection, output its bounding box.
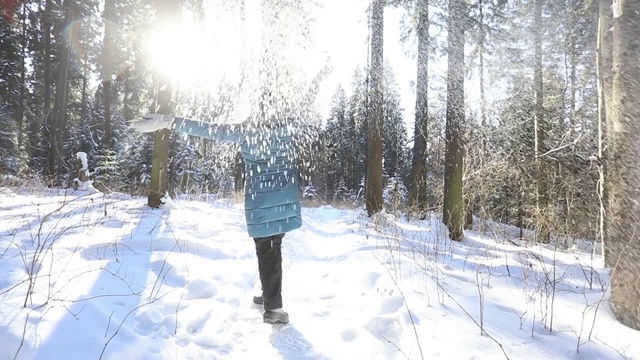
[151,260,187,287]
[270,326,319,358]
[186,310,212,335]
[379,296,404,315]
[366,316,403,356]
[134,309,168,336]
[183,279,217,300]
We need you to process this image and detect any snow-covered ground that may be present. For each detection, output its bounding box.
[0,187,639,359]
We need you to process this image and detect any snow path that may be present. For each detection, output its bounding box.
[0,188,639,359]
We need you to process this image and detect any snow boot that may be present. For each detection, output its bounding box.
[253,295,263,305]
[263,308,289,324]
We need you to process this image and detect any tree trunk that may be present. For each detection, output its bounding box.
[82,49,89,119]
[409,0,429,216]
[533,0,549,243]
[349,114,358,191]
[443,0,465,241]
[43,0,51,119]
[365,0,384,216]
[102,0,115,147]
[518,187,524,239]
[597,0,613,265]
[464,197,473,230]
[479,0,486,142]
[235,151,244,193]
[48,0,74,179]
[465,0,487,231]
[149,129,171,207]
[466,0,488,231]
[40,0,52,171]
[608,0,640,331]
[18,1,27,151]
[148,0,181,208]
[565,1,578,243]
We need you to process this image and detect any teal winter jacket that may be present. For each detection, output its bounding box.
[172,117,302,238]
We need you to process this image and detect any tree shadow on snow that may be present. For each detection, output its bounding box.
[31,206,164,359]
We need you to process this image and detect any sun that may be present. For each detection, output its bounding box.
[145,22,243,90]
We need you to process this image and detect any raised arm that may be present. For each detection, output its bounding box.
[129,114,248,144]
[172,117,246,143]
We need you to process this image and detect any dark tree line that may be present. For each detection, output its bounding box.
[315,67,409,206]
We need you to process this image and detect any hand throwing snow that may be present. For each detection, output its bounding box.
[128,114,174,132]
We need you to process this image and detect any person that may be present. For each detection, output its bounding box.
[130,111,302,324]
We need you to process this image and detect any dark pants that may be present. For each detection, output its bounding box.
[254,233,284,310]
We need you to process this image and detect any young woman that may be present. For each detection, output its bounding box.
[131,113,302,324]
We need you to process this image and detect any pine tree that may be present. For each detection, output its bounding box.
[0,107,19,175]
[41,0,53,172]
[324,86,350,201]
[347,68,369,195]
[47,0,76,179]
[93,148,119,190]
[532,0,550,242]
[383,68,409,182]
[409,0,429,214]
[0,5,22,174]
[120,130,154,193]
[101,0,116,148]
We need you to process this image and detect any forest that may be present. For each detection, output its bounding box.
[1,0,640,334]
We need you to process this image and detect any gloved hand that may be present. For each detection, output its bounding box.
[128,114,174,132]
